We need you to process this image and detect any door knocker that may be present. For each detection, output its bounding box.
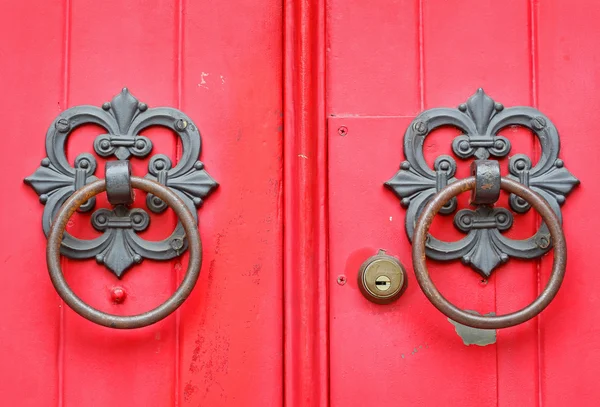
[386,89,579,329]
[24,88,218,328]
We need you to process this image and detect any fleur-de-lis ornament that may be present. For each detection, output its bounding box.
[25,88,218,277]
[386,89,579,276]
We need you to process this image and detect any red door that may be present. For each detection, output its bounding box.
[1,1,599,407]
[327,0,597,406]
[0,0,282,406]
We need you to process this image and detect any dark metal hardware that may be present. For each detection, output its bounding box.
[386,88,579,277]
[412,175,566,329]
[24,88,217,328]
[47,176,201,329]
[358,249,407,304]
[105,160,134,205]
[24,88,218,278]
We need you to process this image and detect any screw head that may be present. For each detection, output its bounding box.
[532,116,547,130]
[174,119,188,131]
[170,237,184,251]
[536,235,551,249]
[337,275,347,286]
[338,126,348,136]
[413,121,428,135]
[55,118,70,133]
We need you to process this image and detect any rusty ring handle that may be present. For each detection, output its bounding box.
[47,177,201,329]
[413,177,566,329]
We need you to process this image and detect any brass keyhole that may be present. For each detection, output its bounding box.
[375,275,391,291]
[357,249,408,304]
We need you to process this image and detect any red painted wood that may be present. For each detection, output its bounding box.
[0,0,282,405]
[536,1,600,405]
[63,1,180,404]
[178,1,283,405]
[421,2,540,406]
[0,1,65,404]
[283,0,329,406]
[3,0,600,406]
[326,0,583,406]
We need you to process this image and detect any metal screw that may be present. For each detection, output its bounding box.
[55,118,70,133]
[170,237,184,251]
[338,126,348,136]
[532,116,547,130]
[175,119,188,131]
[413,121,428,135]
[337,275,347,285]
[536,235,551,249]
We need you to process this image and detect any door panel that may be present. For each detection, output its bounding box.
[537,2,599,405]
[0,0,282,406]
[63,1,180,405]
[327,0,590,406]
[0,2,64,405]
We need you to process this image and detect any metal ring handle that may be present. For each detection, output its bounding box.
[413,177,566,329]
[47,177,202,329]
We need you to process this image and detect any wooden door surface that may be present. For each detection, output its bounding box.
[327,0,599,406]
[2,1,600,406]
[0,0,282,406]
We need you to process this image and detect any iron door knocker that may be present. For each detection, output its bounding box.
[386,89,579,329]
[25,88,218,329]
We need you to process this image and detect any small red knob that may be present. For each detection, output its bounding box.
[110,286,127,304]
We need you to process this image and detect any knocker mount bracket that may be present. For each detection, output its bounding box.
[25,88,218,278]
[385,88,579,277]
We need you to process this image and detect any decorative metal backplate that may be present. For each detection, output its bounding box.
[25,88,218,277]
[385,88,579,277]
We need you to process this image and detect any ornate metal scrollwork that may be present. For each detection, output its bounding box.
[25,88,218,277]
[386,88,579,277]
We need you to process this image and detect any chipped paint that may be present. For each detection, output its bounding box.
[448,310,497,346]
[198,72,209,89]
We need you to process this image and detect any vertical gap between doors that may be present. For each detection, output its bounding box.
[529,0,543,406]
[174,0,184,405]
[58,0,72,406]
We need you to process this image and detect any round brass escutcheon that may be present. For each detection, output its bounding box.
[358,250,407,304]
